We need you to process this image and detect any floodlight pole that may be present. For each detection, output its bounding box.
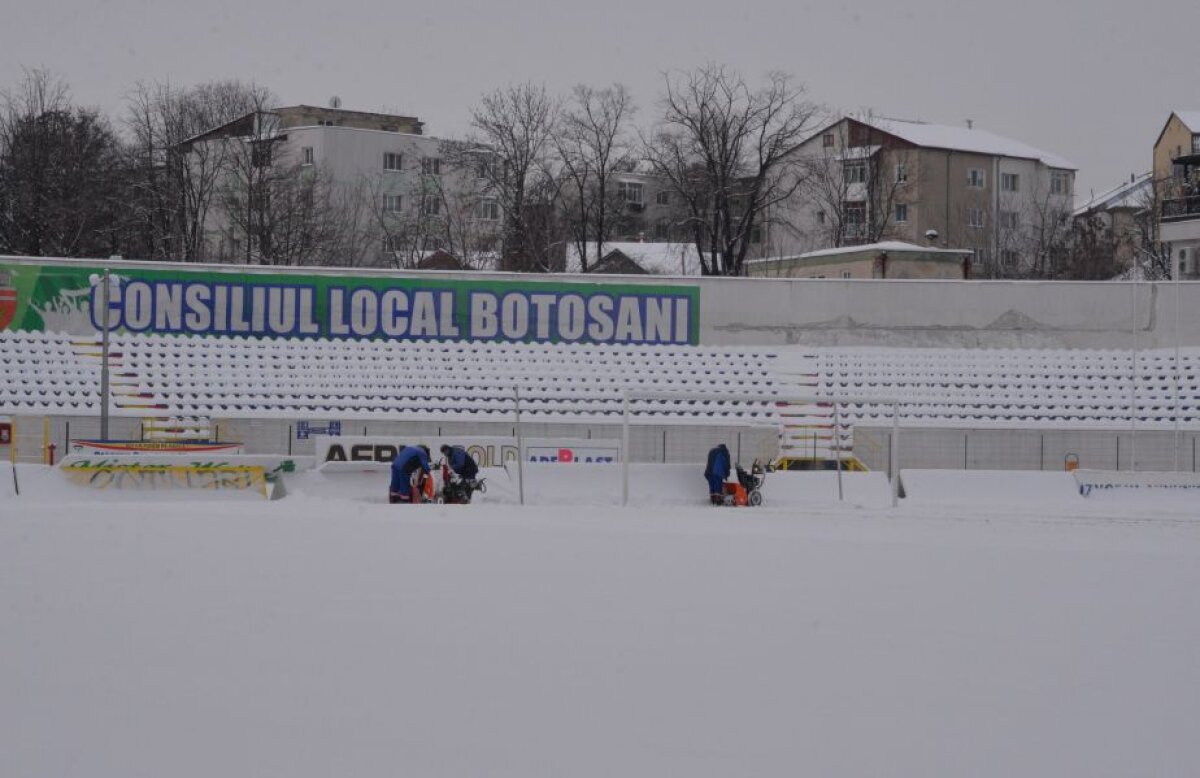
[99,268,111,442]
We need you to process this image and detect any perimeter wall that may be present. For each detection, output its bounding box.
[2,255,1197,349]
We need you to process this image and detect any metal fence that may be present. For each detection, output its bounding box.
[854,426,1200,473]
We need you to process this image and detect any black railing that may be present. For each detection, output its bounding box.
[1162,195,1200,220]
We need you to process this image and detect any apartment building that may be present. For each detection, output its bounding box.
[1154,111,1200,277]
[179,104,499,268]
[763,117,1076,277]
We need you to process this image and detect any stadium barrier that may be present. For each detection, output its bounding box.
[854,427,1200,474]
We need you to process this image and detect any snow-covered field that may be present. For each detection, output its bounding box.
[3,466,1199,777]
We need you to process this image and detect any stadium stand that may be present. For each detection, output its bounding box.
[0,330,780,424]
[4,330,1200,465]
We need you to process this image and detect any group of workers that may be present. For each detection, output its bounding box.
[391,440,742,506]
[388,443,479,504]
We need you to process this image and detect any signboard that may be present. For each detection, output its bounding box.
[59,454,311,483]
[315,435,621,467]
[61,461,268,497]
[0,260,699,345]
[297,420,342,440]
[1074,469,1200,497]
[69,439,246,456]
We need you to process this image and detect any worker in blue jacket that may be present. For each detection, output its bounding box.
[704,444,731,504]
[440,444,479,483]
[390,444,431,503]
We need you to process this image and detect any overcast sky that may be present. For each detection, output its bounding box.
[4,0,1197,202]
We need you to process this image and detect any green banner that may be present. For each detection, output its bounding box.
[0,260,700,345]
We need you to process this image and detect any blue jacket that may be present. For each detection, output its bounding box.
[390,446,431,492]
[704,445,731,481]
[445,446,479,480]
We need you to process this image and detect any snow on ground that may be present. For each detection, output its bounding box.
[2,466,1200,777]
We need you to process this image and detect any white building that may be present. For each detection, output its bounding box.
[180,105,500,268]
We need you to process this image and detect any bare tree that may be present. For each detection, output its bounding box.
[123,79,274,261]
[0,68,125,258]
[469,83,561,271]
[643,65,819,276]
[215,105,346,266]
[555,83,635,272]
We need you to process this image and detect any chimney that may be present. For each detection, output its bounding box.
[965,119,974,130]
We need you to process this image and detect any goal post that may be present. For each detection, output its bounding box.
[620,390,903,508]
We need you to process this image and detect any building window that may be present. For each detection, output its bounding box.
[750,226,763,244]
[421,157,442,176]
[382,194,403,213]
[967,207,984,228]
[844,161,867,184]
[301,146,314,166]
[617,180,644,204]
[822,133,835,148]
[656,190,670,206]
[816,210,826,224]
[421,195,441,216]
[895,164,908,183]
[967,168,985,188]
[1050,170,1071,195]
[1193,134,1200,155]
[842,271,852,279]
[1000,249,1020,267]
[999,210,1019,230]
[1001,172,1019,192]
[476,198,499,220]
[384,152,402,172]
[845,202,866,236]
[251,143,273,168]
[384,234,404,252]
[318,119,337,127]
[894,203,908,223]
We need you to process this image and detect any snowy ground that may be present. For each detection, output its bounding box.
[3,466,1199,777]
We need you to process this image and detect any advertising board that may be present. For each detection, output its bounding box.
[316,436,621,467]
[0,260,698,346]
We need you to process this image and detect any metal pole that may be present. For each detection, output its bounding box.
[1129,278,1138,471]
[621,391,630,506]
[1174,259,1182,471]
[514,386,525,506]
[890,402,900,508]
[833,402,844,501]
[100,268,111,442]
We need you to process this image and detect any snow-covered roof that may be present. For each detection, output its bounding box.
[1072,173,1153,218]
[567,242,706,275]
[859,117,1076,170]
[747,241,972,265]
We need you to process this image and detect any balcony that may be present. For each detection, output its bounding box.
[1161,195,1200,222]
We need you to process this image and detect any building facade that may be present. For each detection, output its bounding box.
[1154,111,1200,278]
[745,241,972,279]
[761,117,1077,278]
[179,105,500,269]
